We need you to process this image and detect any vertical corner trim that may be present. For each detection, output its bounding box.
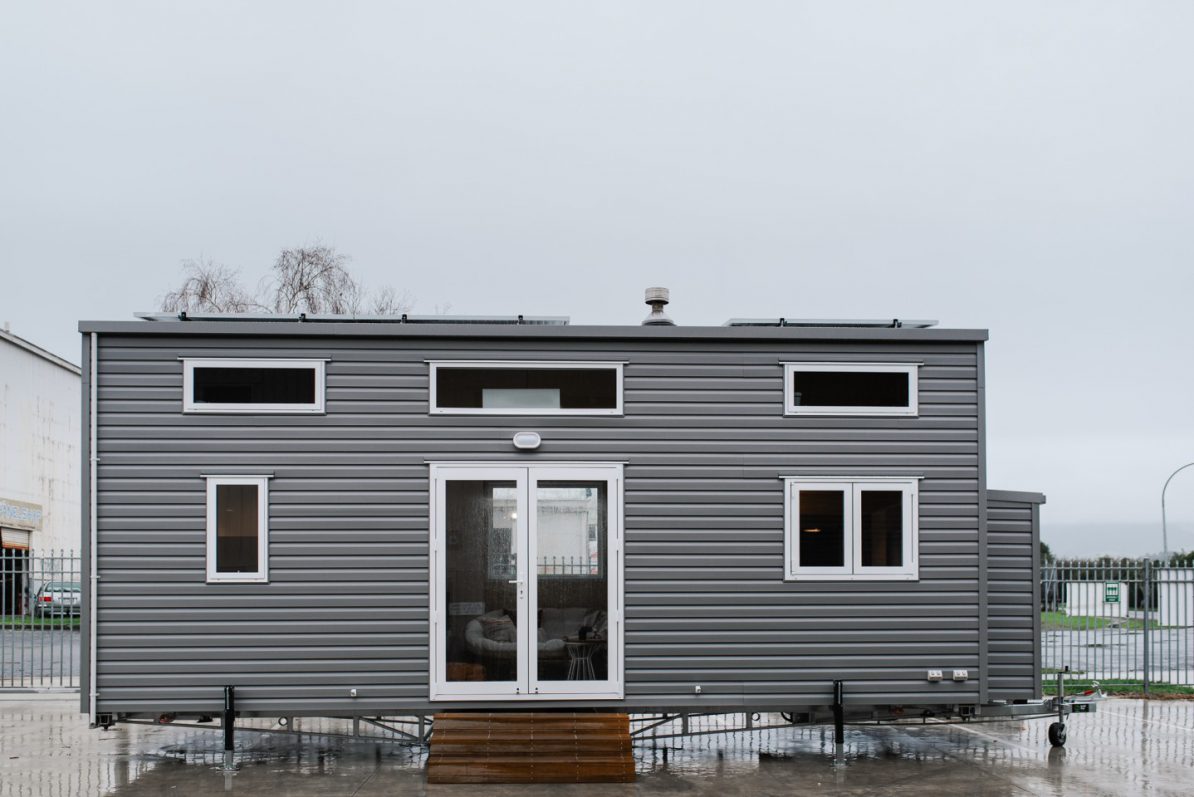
[87,332,99,722]
[1031,501,1043,700]
[975,341,989,704]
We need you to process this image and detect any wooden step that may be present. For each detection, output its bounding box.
[427,712,635,784]
[432,736,629,755]
[434,712,629,728]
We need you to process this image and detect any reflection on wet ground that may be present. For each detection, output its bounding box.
[1,696,1191,796]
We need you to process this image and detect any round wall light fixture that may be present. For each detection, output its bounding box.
[513,431,542,450]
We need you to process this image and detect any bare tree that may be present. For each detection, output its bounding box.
[159,245,411,316]
[160,259,261,313]
[268,245,363,315]
[370,284,413,315]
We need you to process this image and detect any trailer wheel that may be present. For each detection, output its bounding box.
[1048,722,1067,748]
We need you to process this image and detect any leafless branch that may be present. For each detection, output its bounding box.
[269,245,363,315]
[370,285,413,315]
[159,259,260,313]
[160,246,414,318]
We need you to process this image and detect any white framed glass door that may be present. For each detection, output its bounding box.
[529,467,621,697]
[429,466,528,698]
[429,463,623,701]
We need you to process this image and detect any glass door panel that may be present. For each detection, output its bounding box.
[530,468,620,696]
[434,470,528,697]
[533,480,609,684]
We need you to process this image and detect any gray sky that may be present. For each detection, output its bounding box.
[2,2,1192,556]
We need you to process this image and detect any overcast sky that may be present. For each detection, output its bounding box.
[2,2,1192,555]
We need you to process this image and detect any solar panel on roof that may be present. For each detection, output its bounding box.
[134,312,570,325]
[723,318,938,329]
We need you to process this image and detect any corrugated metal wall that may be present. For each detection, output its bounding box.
[985,492,1043,701]
[90,331,990,716]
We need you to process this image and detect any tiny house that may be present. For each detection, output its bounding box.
[79,298,1043,726]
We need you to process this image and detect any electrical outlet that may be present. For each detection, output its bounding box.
[927,670,944,682]
[952,670,969,682]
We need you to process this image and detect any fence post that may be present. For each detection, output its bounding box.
[1142,560,1151,697]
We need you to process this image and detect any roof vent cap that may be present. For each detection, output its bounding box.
[642,287,674,326]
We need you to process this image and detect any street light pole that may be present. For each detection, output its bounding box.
[1161,462,1194,557]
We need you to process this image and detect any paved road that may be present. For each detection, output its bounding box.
[0,629,80,688]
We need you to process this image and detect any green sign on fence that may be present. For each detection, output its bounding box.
[1104,582,1120,604]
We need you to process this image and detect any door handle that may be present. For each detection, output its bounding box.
[508,580,524,585]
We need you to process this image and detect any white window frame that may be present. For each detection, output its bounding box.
[783,362,919,417]
[183,358,327,414]
[428,360,624,416]
[205,475,270,583]
[784,477,919,581]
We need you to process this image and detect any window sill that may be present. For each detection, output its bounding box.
[429,409,624,416]
[783,409,918,417]
[185,407,326,415]
[784,573,919,582]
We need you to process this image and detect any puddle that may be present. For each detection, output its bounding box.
[1,698,1192,795]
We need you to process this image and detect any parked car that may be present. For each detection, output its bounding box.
[34,582,81,617]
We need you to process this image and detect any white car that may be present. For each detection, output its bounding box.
[34,582,81,617]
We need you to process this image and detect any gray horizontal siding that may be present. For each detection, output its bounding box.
[92,334,986,715]
[986,496,1042,701]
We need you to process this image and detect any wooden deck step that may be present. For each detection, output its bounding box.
[427,712,635,784]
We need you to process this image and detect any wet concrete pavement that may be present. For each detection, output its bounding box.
[2,694,1191,795]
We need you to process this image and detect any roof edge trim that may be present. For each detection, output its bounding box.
[987,489,1047,505]
[79,320,989,342]
[1,329,82,375]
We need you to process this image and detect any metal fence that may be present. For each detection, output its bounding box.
[4,549,1192,694]
[1041,561,1194,690]
[537,556,601,576]
[1,549,81,688]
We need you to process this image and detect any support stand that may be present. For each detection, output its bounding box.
[222,686,237,771]
[1049,669,1068,747]
[832,680,845,745]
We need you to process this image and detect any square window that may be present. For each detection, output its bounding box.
[783,363,918,416]
[785,479,918,581]
[206,476,270,583]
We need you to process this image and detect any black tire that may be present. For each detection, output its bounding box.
[1048,722,1067,748]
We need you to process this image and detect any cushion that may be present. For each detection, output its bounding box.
[480,613,516,643]
[582,609,608,640]
[539,607,590,639]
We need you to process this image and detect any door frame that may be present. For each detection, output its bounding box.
[428,462,624,702]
